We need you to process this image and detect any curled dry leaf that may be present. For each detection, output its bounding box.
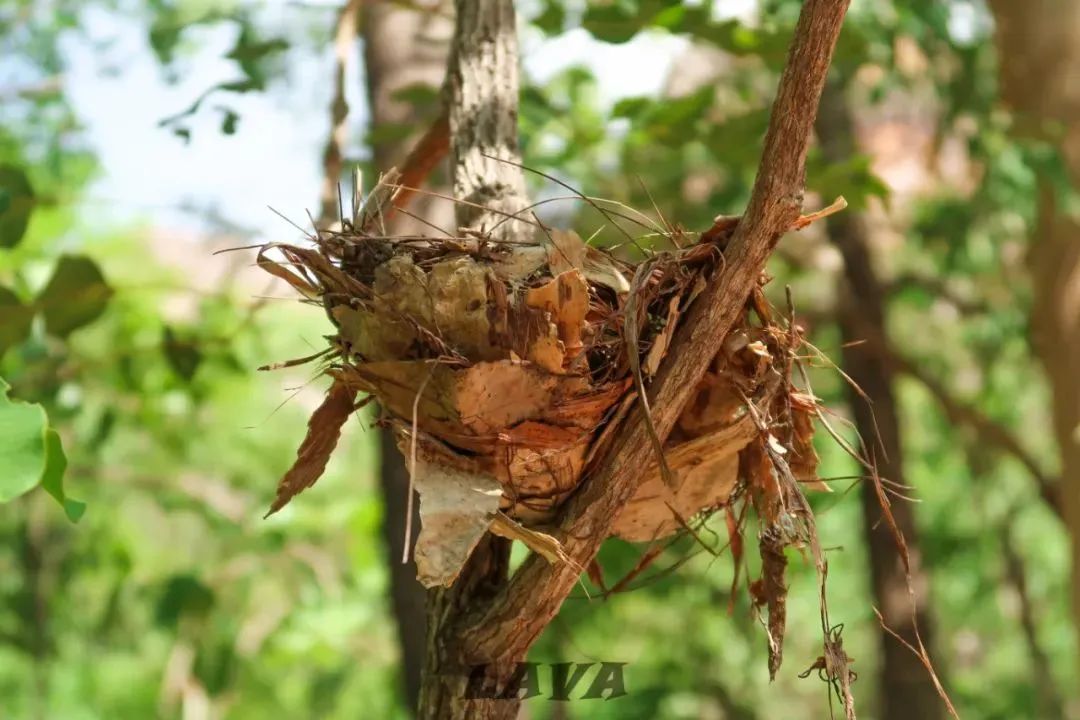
[264,381,356,517]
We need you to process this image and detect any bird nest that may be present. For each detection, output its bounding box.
[258,171,837,589]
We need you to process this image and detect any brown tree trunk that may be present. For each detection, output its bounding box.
[817,82,945,720]
[988,0,1080,651]
[360,1,455,713]
[417,2,528,718]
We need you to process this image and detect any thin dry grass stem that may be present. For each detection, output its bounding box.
[267,205,316,240]
[394,205,456,237]
[801,338,889,464]
[635,175,681,249]
[481,152,655,254]
[403,365,437,564]
[867,464,959,718]
[384,183,546,233]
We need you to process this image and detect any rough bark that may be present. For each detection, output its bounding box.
[817,81,945,720]
[416,2,526,718]
[988,0,1080,648]
[443,0,527,241]
[360,1,455,712]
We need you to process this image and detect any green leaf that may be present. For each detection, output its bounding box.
[221,109,239,135]
[0,165,35,248]
[156,575,215,629]
[365,123,416,147]
[806,152,890,210]
[0,377,49,503]
[612,96,652,119]
[390,83,439,109]
[0,286,34,356]
[36,255,113,338]
[532,0,566,34]
[0,377,81,520]
[163,326,202,381]
[41,429,84,522]
[582,2,642,44]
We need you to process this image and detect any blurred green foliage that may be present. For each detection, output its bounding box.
[0,0,1076,718]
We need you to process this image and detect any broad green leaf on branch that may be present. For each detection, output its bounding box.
[36,255,113,338]
[0,286,34,356]
[0,377,83,520]
[0,164,35,248]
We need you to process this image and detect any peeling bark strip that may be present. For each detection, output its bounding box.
[456,0,851,665]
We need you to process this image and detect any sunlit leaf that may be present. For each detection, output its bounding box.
[0,377,49,503]
[36,255,113,338]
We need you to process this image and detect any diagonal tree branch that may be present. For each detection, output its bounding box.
[457,0,851,665]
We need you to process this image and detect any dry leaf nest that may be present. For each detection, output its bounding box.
[258,171,834,587]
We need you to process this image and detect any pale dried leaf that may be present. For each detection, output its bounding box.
[404,437,504,588]
[489,511,572,566]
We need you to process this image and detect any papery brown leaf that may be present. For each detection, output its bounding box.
[256,249,320,300]
[264,381,356,517]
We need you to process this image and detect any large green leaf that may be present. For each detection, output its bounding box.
[0,378,49,502]
[36,255,113,338]
[0,285,34,356]
[0,377,82,520]
[0,165,35,248]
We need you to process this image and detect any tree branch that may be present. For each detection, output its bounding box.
[457,0,851,664]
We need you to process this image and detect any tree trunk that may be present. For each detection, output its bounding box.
[817,81,945,720]
[417,2,527,718]
[360,1,455,713]
[988,0,1080,650]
